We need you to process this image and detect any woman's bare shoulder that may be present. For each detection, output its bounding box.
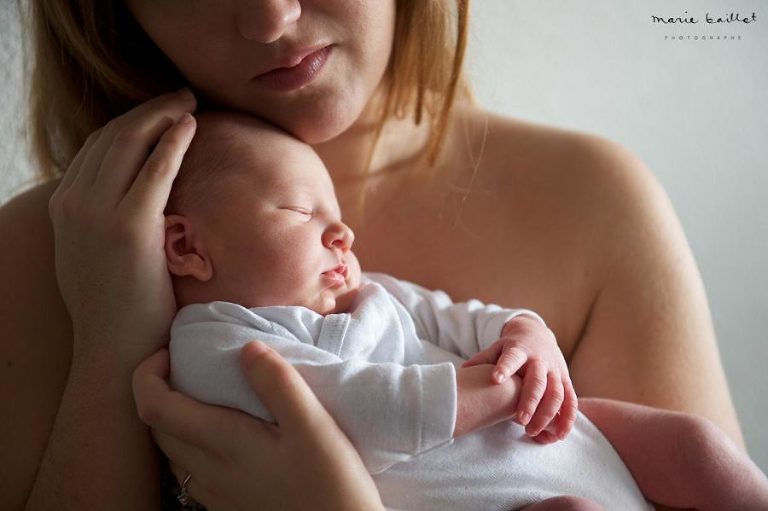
[0,179,73,511]
[459,107,658,192]
[453,107,672,248]
[441,107,688,350]
[0,179,65,310]
[0,180,62,292]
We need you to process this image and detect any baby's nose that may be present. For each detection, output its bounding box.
[324,222,355,252]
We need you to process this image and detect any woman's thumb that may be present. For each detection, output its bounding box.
[240,341,320,433]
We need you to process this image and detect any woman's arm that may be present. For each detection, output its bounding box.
[23,346,163,510]
[566,136,744,446]
[0,183,161,511]
[1,89,197,511]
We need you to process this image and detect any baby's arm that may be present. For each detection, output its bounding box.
[454,365,523,437]
[368,274,577,441]
[579,398,768,511]
[170,304,457,475]
[463,316,578,442]
[365,273,543,358]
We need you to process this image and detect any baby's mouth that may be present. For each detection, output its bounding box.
[321,263,348,287]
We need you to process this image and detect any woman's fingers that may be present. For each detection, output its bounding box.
[94,115,175,201]
[122,113,196,215]
[155,432,208,484]
[168,460,216,511]
[61,88,195,201]
[95,91,196,203]
[133,349,238,450]
[240,341,329,436]
[52,127,103,199]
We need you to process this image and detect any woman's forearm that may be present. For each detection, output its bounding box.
[25,343,160,511]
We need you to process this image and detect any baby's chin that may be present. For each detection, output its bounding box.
[329,287,361,314]
[311,286,360,315]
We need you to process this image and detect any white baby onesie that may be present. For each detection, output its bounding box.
[170,273,652,511]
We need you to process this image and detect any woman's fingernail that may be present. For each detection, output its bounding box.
[251,341,268,353]
[494,371,505,383]
[519,412,530,424]
[179,113,196,126]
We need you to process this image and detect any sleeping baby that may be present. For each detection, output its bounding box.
[164,111,768,511]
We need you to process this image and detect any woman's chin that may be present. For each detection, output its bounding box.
[280,103,363,145]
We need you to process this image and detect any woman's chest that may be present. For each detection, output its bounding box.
[337,171,596,356]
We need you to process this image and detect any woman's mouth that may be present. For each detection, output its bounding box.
[253,45,332,92]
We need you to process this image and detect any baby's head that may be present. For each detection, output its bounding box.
[165,111,361,314]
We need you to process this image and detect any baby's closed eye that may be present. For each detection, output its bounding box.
[280,206,314,217]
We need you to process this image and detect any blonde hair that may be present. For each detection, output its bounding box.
[26,0,471,181]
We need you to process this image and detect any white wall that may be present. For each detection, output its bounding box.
[0,1,35,200]
[467,0,767,471]
[1,0,766,474]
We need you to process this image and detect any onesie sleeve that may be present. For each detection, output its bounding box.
[169,301,456,475]
[364,273,546,358]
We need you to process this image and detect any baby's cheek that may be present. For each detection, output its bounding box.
[346,253,363,283]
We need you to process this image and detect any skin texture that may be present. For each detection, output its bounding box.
[0,1,745,510]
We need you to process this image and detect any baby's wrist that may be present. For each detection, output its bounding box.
[455,366,521,437]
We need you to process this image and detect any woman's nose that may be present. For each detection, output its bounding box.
[235,0,302,44]
[323,222,355,252]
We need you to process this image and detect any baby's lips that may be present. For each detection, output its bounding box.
[324,262,348,277]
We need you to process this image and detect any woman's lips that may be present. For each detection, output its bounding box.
[253,46,331,92]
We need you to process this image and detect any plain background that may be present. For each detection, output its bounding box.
[1,0,765,474]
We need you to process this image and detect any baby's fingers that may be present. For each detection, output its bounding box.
[462,343,501,368]
[525,373,564,438]
[552,377,579,440]
[492,346,528,384]
[516,362,548,426]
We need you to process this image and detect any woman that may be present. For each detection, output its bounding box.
[1,1,743,509]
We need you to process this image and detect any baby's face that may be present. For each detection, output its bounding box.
[194,124,361,314]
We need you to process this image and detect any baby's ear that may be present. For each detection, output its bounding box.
[164,215,213,281]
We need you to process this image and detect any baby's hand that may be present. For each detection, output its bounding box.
[462,316,577,443]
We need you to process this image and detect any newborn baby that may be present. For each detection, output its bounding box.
[164,111,768,511]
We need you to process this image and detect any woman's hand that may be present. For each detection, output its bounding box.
[462,316,578,443]
[133,341,385,511]
[48,88,197,365]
